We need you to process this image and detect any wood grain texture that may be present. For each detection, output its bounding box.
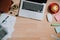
[8,0,60,40]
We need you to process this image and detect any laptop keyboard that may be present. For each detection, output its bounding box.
[22,1,44,13]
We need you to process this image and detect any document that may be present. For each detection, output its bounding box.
[0,13,16,40]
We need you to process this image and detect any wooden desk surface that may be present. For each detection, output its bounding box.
[9,0,60,40]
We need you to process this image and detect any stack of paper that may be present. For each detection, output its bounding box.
[0,13,16,40]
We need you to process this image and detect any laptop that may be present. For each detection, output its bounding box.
[19,0,47,20]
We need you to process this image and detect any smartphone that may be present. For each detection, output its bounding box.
[0,25,7,40]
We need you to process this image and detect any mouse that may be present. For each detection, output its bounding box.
[46,13,53,22]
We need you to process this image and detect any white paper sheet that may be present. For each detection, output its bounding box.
[0,13,16,40]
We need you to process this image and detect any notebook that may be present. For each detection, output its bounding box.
[54,13,60,21]
[18,0,47,20]
[55,27,60,33]
[0,13,16,40]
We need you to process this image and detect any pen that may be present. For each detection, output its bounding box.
[51,34,60,40]
[1,16,9,24]
[51,23,60,26]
